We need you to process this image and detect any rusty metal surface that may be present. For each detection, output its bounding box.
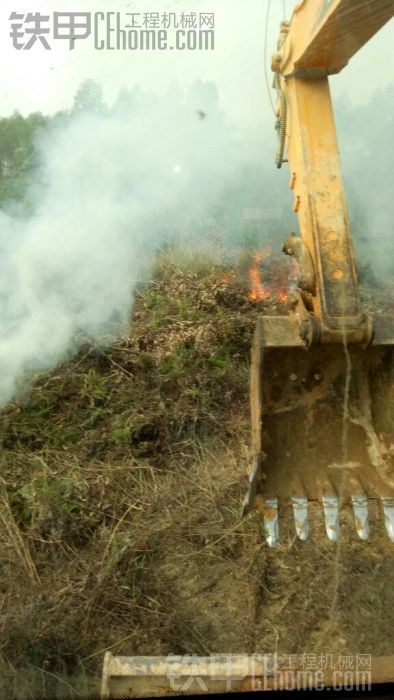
[253,344,394,503]
[245,308,394,539]
[246,336,394,545]
[259,315,307,348]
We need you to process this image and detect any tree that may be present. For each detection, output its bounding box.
[72,79,106,116]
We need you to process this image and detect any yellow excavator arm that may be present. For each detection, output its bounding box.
[272,0,393,341]
[242,0,394,548]
[277,0,393,78]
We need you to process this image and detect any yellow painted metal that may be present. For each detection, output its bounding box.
[272,0,393,339]
[278,0,394,78]
[247,0,394,518]
[282,74,364,338]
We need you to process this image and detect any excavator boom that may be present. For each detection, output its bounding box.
[279,0,393,78]
[243,0,394,546]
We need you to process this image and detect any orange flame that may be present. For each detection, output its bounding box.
[249,252,270,301]
[249,250,290,303]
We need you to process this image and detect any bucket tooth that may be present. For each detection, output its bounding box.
[381,497,394,542]
[351,495,369,540]
[263,498,279,548]
[322,495,339,542]
[241,457,261,517]
[292,497,309,540]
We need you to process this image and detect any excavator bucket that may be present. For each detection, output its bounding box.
[240,0,394,546]
[243,315,394,546]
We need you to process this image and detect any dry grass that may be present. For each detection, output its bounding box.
[0,253,270,699]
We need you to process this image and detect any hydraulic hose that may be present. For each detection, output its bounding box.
[274,72,287,169]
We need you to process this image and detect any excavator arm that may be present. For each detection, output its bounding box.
[242,0,394,548]
[277,0,393,78]
[272,0,393,342]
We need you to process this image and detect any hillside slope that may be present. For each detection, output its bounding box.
[0,255,393,699]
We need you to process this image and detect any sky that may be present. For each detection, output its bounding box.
[0,0,393,125]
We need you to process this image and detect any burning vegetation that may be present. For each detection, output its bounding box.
[0,252,393,700]
[248,247,300,304]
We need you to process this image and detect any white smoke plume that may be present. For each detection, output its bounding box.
[0,83,254,405]
[1,76,391,406]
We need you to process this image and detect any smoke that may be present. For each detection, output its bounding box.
[334,84,394,280]
[0,75,391,405]
[0,81,284,405]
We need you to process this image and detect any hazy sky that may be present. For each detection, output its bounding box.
[1,0,393,124]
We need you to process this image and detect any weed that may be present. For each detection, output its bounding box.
[110,417,131,446]
[79,370,109,407]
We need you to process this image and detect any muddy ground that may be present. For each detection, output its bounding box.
[0,254,393,699]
